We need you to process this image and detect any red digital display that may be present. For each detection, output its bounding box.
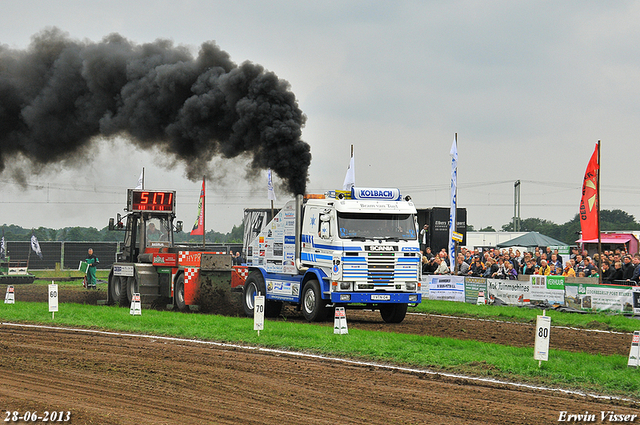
[129,190,175,212]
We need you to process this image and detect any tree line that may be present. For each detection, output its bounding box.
[473,209,640,245]
[1,223,244,244]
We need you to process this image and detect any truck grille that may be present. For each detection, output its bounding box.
[342,251,418,287]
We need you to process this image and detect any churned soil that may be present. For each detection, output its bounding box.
[1,324,639,425]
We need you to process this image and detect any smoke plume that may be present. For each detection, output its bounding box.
[0,28,310,194]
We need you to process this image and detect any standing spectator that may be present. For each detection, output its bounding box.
[468,256,485,277]
[434,257,450,275]
[538,259,551,276]
[419,224,429,252]
[610,261,623,282]
[562,263,576,277]
[622,256,635,280]
[456,254,469,276]
[483,258,498,278]
[628,254,640,283]
[601,262,614,283]
[506,262,518,280]
[423,247,434,260]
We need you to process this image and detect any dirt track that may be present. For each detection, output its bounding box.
[1,324,639,425]
[2,283,639,424]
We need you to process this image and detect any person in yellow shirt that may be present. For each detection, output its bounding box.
[562,263,576,277]
[538,259,551,276]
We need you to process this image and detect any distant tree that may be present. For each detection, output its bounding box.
[478,226,496,232]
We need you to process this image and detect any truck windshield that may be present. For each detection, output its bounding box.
[337,212,417,240]
[146,216,172,247]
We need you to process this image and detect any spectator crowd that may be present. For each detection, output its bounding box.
[420,245,639,285]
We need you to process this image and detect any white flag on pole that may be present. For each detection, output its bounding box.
[342,155,355,190]
[31,233,43,260]
[135,168,144,190]
[448,135,458,266]
[267,169,277,201]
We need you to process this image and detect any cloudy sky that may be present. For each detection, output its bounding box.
[1,1,639,235]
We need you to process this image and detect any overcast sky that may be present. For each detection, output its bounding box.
[1,1,639,237]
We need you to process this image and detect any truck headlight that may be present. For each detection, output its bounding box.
[340,282,351,290]
[339,294,351,301]
[406,282,416,291]
[409,294,418,302]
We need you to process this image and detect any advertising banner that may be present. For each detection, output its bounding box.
[487,278,531,305]
[529,275,565,306]
[564,282,634,313]
[464,277,487,304]
[428,276,465,302]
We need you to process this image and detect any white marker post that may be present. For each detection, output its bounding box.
[4,285,15,304]
[628,331,640,368]
[334,307,348,334]
[534,310,551,367]
[130,293,141,316]
[476,290,485,306]
[48,282,58,319]
[254,294,265,336]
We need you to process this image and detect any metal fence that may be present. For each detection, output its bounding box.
[3,241,243,270]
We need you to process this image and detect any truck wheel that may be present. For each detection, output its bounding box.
[302,279,328,322]
[242,272,265,317]
[110,276,129,307]
[379,303,408,323]
[107,273,118,305]
[175,273,187,311]
[126,277,138,304]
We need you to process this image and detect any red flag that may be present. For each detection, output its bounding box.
[579,143,599,240]
[190,179,205,236]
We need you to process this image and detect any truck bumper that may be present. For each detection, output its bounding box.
[330,292,421,304]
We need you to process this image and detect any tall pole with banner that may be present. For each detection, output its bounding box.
[449,134,458,272]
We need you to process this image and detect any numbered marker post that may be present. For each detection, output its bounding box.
[48,283,59,319]
[534,311,551,367]
[476,290,485,306]
[130,293,141,316]
[628,331,640,368]
[4,285,15,304]
[254,294,265,336]
[334,307,348,334]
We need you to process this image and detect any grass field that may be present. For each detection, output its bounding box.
[1,291,639,399]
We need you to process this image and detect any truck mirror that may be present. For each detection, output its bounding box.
[320,220,331,239]
[108,218,115,231]
[176,221,183,233]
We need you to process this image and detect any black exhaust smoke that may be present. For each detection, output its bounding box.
[0,28,310,194]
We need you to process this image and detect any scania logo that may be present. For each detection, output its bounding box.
[367,245,396,252]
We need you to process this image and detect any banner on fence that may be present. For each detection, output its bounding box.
[564,282,634,313]
[464,277,487,304]
[428,276,465,302]
[487,278,531,305]
[530,275,565,306]
[634,287,640,315]
[420,276,430,300]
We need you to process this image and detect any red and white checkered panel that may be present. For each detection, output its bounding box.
[184,267,199,287]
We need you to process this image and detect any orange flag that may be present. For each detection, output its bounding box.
[579,143,599,240]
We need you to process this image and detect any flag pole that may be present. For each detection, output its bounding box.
[596,141,602,284]
[142,167,145,190]
[202,176,206,249]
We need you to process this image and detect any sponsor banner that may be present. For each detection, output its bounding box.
[428,276,465,302]
[564,282,634,313]
[420,276,430,299]
[530,275,565,306]
[113,265,134,277]
[464,277,487,304]
[633,287,640,316]
[487,278,531,305]
[152,253,177,266]
[266,280,300,299]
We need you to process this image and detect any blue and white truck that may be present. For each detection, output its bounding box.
[242,187,422,323]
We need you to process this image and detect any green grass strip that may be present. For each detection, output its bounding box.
[413,299,640,333]
[1,301,638,399]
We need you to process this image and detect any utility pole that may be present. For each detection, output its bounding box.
[513,180,521,231]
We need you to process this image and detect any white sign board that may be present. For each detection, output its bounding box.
[628,331,640,368]
[4,285,15,304]
[333,307,348,334]
[254,295,265,332]
[113,265,135,277]
[130,293,141,316]
[48,284,59,313]
[534,315,551,362]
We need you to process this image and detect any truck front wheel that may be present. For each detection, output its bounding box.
[379,303,408,323]
[302,279,328,322]
[242,272,283,318]
[110,275,129,307]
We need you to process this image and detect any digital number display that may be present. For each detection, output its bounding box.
[129,190,175,212]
